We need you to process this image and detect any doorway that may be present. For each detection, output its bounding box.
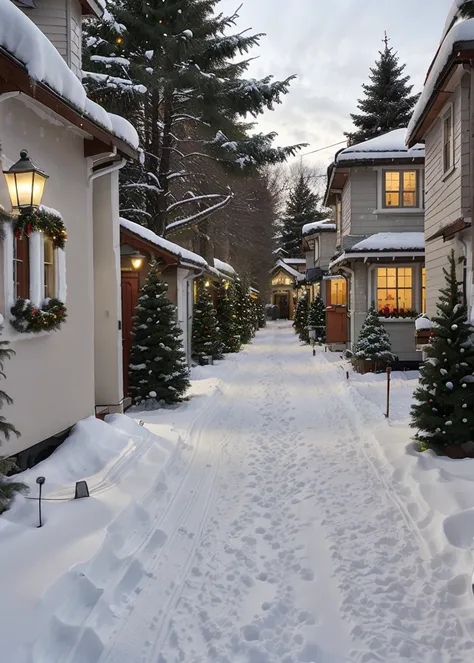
[275,293,289,319]
[121,271,139,396]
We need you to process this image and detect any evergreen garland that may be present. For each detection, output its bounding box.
[345,36,419,145]
[192,281,223,360]
[128,263,190,406]
[294,292,310,343]
[354,306,394,364]
[14,207,67,249]
[411,251,474,455]
[307,296,326,343]
[215,280,241,353]
[10,298,67,334]
[0,325,27,513]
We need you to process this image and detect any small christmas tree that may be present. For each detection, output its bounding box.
[249,298,259,335]
[294,292,310,343]
[345,34,419,145]
[129,263,190,406]
[308,296,326,343]
[216,280,241,353]
[411,251,474,455]
[0,324,27,513]
[234,278,254,345]
[354,306,394,366]
[257,300,267,328]
[192,281,223,361]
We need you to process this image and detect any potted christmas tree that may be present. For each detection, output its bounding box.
[353,306,394,373]
[411,251,474,457]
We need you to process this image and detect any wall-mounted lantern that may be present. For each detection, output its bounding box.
[3,150,49,213]
[204,280,211,288]
[121,243,145,271]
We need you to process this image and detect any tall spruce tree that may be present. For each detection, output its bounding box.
[216,280,241,353]
[0,325,26,513]
[411,252,474,455]
[192,281,223,361]
[354,306,394,366]
[280,173,327,258]
[308,296,326,343]
[345,35,419,145]
[128,263,190,406]
[294,293,309,343]
[83,1,304,235]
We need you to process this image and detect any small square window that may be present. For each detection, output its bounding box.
[383,171,419,209]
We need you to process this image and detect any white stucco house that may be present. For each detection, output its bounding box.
[0,0,139,465]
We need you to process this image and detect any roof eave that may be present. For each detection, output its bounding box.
[79,0,105,18]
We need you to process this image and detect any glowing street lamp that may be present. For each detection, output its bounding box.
[3,150,49,213]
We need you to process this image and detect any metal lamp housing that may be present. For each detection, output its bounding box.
[3,150,49,212]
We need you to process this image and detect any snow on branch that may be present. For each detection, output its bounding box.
[165,193,234,234]
[120,208,152,218]
[90,54,131,67]
[166,193,228,214]
[83,71,147,94]
[121,183,162,193]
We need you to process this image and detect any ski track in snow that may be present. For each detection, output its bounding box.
[28,323,474,663]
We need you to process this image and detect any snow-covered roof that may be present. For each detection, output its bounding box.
[440,0,466,45]
[302,221,337,236]
[283,258,306,264]
[272,259,305,281]
[336,129,424,163]
[214,258,236,277]
[0,0,139,150]
[407,18,474,144]
[351,232,425,252]
[120,218,208,268]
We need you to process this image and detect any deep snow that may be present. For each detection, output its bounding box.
[2,322,474,662]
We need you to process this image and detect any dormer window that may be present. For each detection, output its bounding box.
[382,170,418,209]
[443,105,454,174]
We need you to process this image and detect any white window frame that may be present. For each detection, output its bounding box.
[442,103,455,178]
[374,165,425,214]
[314,237,320,262]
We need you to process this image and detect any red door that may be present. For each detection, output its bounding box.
[121,272,140,397]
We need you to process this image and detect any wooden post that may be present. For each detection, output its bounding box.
[385,365,392,418]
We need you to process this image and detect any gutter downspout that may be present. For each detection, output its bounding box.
[338,265,355,351]
[88,157,127,184]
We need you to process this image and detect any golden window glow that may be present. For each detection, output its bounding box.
[383,170,417,208]
[422,267,426,313]
[272,271,293,286]
[44,237,56,298]
[377,267,413,312]
[330,278,347,306]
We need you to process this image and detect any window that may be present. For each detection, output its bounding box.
[377,267,413,312]
[330,278,347,306]
[314,238,320,262]
[383,171,418,208]
[272,273,293,286]
[443,106,454,173]
[13,235,30,300]
[44,237,56,298]
[421,267,426,313]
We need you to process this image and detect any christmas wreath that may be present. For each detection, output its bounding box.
[10,298,67,333]
[14,207,67,249]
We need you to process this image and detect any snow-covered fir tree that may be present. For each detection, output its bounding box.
[307,296,326,343]
[354,306,394,365]
[0,325,26,512]
[216,280,241,353]
[234,278,254,345]
[83,1,304,235]
[411,251,474,455]
[294,293,309,343]
[280,173,327,257]
[128,263,190,405]
[192,281,223,361]
[256,299,267,328]
[345,34,419,145]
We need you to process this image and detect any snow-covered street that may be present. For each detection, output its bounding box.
[3,322,474,663]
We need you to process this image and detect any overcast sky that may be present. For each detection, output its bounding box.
[217,0,454,171]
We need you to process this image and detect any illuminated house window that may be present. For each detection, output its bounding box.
[330,278,347,306]
[383,170,418,208]
[44,237,56,298]
[272,272,293,286]
[13,235,30,299]
[377,267,413,312]
[422,267,426,313]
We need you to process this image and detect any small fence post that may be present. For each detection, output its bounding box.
[385,365,392,419]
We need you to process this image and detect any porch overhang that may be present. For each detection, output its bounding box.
[426,217,472,242]
[329,250,425,272]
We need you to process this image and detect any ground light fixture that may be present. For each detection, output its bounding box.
[3,150,49,212]
[36,476,46,528]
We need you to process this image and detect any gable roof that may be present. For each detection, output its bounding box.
[302,220,336,236]
[336,129,424,165]
[0,0,138,159]
[271,259,305,281]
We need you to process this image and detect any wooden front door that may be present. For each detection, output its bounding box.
[276,294,289,319]
[326,306,348,343]
[121,272,140,397]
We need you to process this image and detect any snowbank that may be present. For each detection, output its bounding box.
[120,217,208,268]
[337,129,424,162]
[0,0,138,149]
[302,220,336,235]
[351,232,425,252]
[407,18,474,144]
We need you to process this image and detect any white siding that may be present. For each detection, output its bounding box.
[16,0,68,59]
[69,0,83,78]
[341,179,351,237]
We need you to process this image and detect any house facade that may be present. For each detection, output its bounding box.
[270,260,305,320]
[325,130,426,363]
[406,1,474,318]
[0,0,138,464]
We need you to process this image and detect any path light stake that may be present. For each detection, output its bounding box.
[36,476,45,528]
[385,365,392,419]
